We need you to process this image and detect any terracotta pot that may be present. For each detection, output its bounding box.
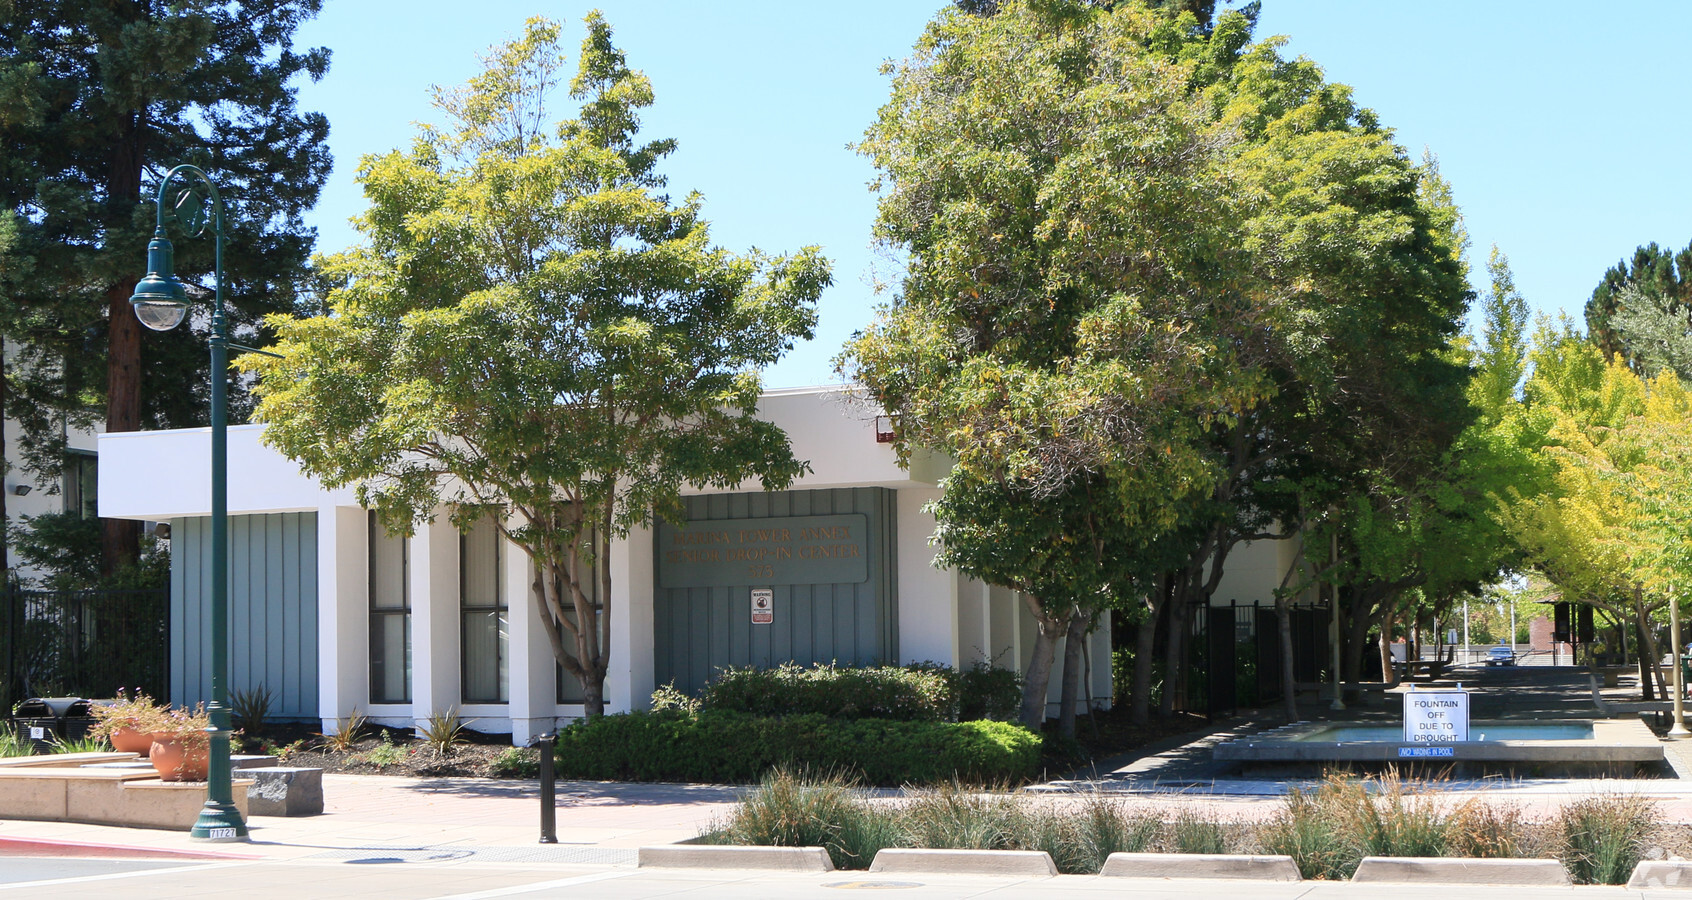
[110,725,161,755]
[148,736,210,782]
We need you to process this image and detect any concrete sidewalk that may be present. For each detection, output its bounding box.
[0,774,742,864]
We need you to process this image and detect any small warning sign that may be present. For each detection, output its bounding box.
[751,588,773,625]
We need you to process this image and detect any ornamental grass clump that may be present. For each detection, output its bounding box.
[1168,806,1229,855]
[1258,776,1367,880]
[1447,798,1527,859]
[1351,772,1449,860]
[899,781,1021,850]
[1558,793,1658,885]
[0,726,28,758]
[712,769,900,870]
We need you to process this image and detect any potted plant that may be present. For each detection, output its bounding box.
[88,689,171,755]
[146,703,211,782]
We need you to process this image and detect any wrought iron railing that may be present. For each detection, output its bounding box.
[1,586,168,711]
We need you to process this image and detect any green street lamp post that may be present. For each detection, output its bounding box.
[130,164,246,841]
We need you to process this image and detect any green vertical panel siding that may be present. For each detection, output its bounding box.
[169,512,319,720]
[653,488,899,695]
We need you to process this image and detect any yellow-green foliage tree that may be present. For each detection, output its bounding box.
[1504,323,1692,696]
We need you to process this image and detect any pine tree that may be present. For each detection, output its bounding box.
[1585,239,1692,367]
[0,0,331,573]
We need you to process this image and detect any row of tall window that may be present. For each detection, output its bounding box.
[368,512,595,705]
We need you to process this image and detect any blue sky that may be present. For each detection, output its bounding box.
[294,2,1692,389]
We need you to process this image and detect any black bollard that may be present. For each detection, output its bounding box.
[532,731,558,843]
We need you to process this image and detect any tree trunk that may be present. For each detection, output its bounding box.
[1129,599,1159,726]
[1057,609,1087,738]
[1160,581,1187,716]
[101,117,144,577]
[0,347,9,575]
[1379,605,1399,688]
[1018,596,1062,730]
[1277,597,1298,722]
[1638,602,1664,702]
[1342,586,1375,690]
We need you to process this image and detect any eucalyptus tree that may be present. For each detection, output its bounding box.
[244,16,829,717]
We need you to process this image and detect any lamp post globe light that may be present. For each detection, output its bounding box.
[129,163,245,841]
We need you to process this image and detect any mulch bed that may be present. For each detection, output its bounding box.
[238,722,534,779]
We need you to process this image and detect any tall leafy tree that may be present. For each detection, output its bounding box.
[844,0,1253,729]
[847,0,1471,727]
[0,0,330,572]
[244,16,829,717]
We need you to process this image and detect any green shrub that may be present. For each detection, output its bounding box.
[492,746,538,778]
[363,733,408,769]
[702,663,956,721]
[1558,794,1658,885]
[957,663,1021,722]
[554,710,1040,786]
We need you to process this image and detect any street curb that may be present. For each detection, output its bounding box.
[868,848,1057,877]
[1629,861,1692,890]
[1099,852,1301,881]
[1351,856,1571,885]
[0,836,259,860]
[637,845,833,872]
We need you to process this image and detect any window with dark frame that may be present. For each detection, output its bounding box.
[369,512,411,704]
[461,514,508,703]
[64,452,98,519]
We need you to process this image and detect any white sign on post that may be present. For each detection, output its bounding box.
[751,588,773,625]
[1403,688,1469,742]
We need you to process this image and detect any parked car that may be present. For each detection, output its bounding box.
[1485,645,1516,666]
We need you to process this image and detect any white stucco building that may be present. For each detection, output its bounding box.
[98,386,1111,743]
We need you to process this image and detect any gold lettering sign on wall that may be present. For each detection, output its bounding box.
[656,514,870,588]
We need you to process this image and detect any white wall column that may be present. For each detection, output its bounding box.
[956,579,992,667]
[316,505,367,733]
[506,536,555,745]
[410,511,460,732]
[609,524,655,715]
[897,487,958,666]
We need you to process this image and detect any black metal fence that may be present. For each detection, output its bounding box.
[1,587,168,712]
[1117,599,1330,717]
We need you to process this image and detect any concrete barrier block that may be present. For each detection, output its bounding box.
[231,754,280,770]
[637,845,833,872]
[244,767,323,817]
[1099,852,1301,881]
[1628,861,1692,890]
[868,848,1057,877]
[1351,856,1571,885]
